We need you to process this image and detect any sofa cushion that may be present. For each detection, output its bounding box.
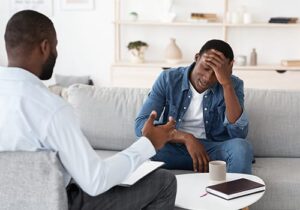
[67,84,149,150]
[252,158,300,210]
[245,88,300,157]
[55,74,91,87]
[0,151,67,210]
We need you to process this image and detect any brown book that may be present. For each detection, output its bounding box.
[190,13,217,22]
[281,60,300,67]
[206,178,265,200]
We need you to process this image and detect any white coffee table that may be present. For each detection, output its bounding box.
[175,173,265,210]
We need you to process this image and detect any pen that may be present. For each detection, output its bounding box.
[200,192,208,197]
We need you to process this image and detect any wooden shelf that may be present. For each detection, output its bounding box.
[114,21,300,28]
[234,65,300,71]
[112,61,191,68]
[114,20,223,27]
[112,61,300,71]
[226,23,300,28]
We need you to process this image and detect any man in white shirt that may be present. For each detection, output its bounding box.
[0,10,177,210]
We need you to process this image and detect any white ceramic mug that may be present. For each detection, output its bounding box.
[209,160,226,182]
[235,55,247,66]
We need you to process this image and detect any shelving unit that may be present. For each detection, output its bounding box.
[112,0,300,89]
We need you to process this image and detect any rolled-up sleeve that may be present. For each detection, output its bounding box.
[224,109,248,138]
[135,71,167,137]
[223,79,249,139]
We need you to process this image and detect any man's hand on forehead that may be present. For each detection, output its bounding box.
[203,49,229,63]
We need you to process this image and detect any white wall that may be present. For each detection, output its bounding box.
[0,0,114,86]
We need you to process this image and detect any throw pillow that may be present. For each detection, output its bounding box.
[55,74,91,87]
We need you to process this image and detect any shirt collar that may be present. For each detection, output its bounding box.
[181,62,219,94]
[0,66,44,87]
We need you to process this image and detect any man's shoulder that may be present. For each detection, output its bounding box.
[160,66,188,83]
[164,66,188,75]
[30,84,70,113]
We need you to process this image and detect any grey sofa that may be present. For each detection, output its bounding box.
[1,84,300,210]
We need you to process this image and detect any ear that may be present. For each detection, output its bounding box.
[194,53,200,62]
[39,39,51,61]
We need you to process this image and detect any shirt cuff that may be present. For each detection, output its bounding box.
[123,136,156,163]
[224,109,248,128]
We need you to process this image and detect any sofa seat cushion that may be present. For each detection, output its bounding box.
[0,151,68,210]
[252,157,300,210]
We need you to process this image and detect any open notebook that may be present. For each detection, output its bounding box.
[119,161,165,187]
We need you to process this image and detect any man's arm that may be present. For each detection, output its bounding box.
[169,130,210,172]
[135,71,168,137]
[223,79,248,138]
[204,50,248,138]
[43,106,175,196]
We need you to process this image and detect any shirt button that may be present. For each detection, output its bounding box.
[188,95,191,98]
[178,119,182,122]
[204,107,207,111]
[204,95,207,98]
[205,121,208,124]
[184,107,187,110]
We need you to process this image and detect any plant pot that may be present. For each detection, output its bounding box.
[129,47,147,63]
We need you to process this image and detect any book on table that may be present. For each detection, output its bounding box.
[119,161,165,187]
[206,178,266,200]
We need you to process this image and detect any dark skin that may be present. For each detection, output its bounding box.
[6,29,176,151]
[169,49,243,172]
[7,32,58,78]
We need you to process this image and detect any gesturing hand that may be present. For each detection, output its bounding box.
[142,111,176,150]
[185,134,210,172]
[203,49,233,86]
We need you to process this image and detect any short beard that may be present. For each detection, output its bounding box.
[40,52,56,80]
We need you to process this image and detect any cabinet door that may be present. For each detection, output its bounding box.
[111,66,162,88]
[234,70,300,90]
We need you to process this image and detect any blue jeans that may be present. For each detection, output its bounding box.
[151,138,253,174]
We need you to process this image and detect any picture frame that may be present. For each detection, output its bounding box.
[10,0,53,16]
[61,0,95,11]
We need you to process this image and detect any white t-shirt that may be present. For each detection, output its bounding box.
[0,67,155,196]
[178,82,206,139]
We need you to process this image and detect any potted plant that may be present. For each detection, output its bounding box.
[127,41,148,63]
[129,11,138,21]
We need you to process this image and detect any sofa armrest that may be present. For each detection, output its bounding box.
[0,151,68,210]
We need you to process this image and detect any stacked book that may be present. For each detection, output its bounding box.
[269,17,298,24]
[281,60,300,67]
[190,13,218,23]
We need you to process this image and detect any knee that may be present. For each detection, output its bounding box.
[228,138,253,158]
[154,169,177,191]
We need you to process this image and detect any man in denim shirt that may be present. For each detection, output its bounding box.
[135,39,253,174]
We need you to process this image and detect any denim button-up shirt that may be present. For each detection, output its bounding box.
[135,63,248,141]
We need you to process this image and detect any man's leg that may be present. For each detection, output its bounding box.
[151,143,193,170]
[201,138,253,174]
[67,169,177,210]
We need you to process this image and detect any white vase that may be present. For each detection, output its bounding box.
[129,47,147,63]
[164,38,182,64]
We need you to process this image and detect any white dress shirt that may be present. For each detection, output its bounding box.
[0,67,156,196]
[178,83,206,139]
